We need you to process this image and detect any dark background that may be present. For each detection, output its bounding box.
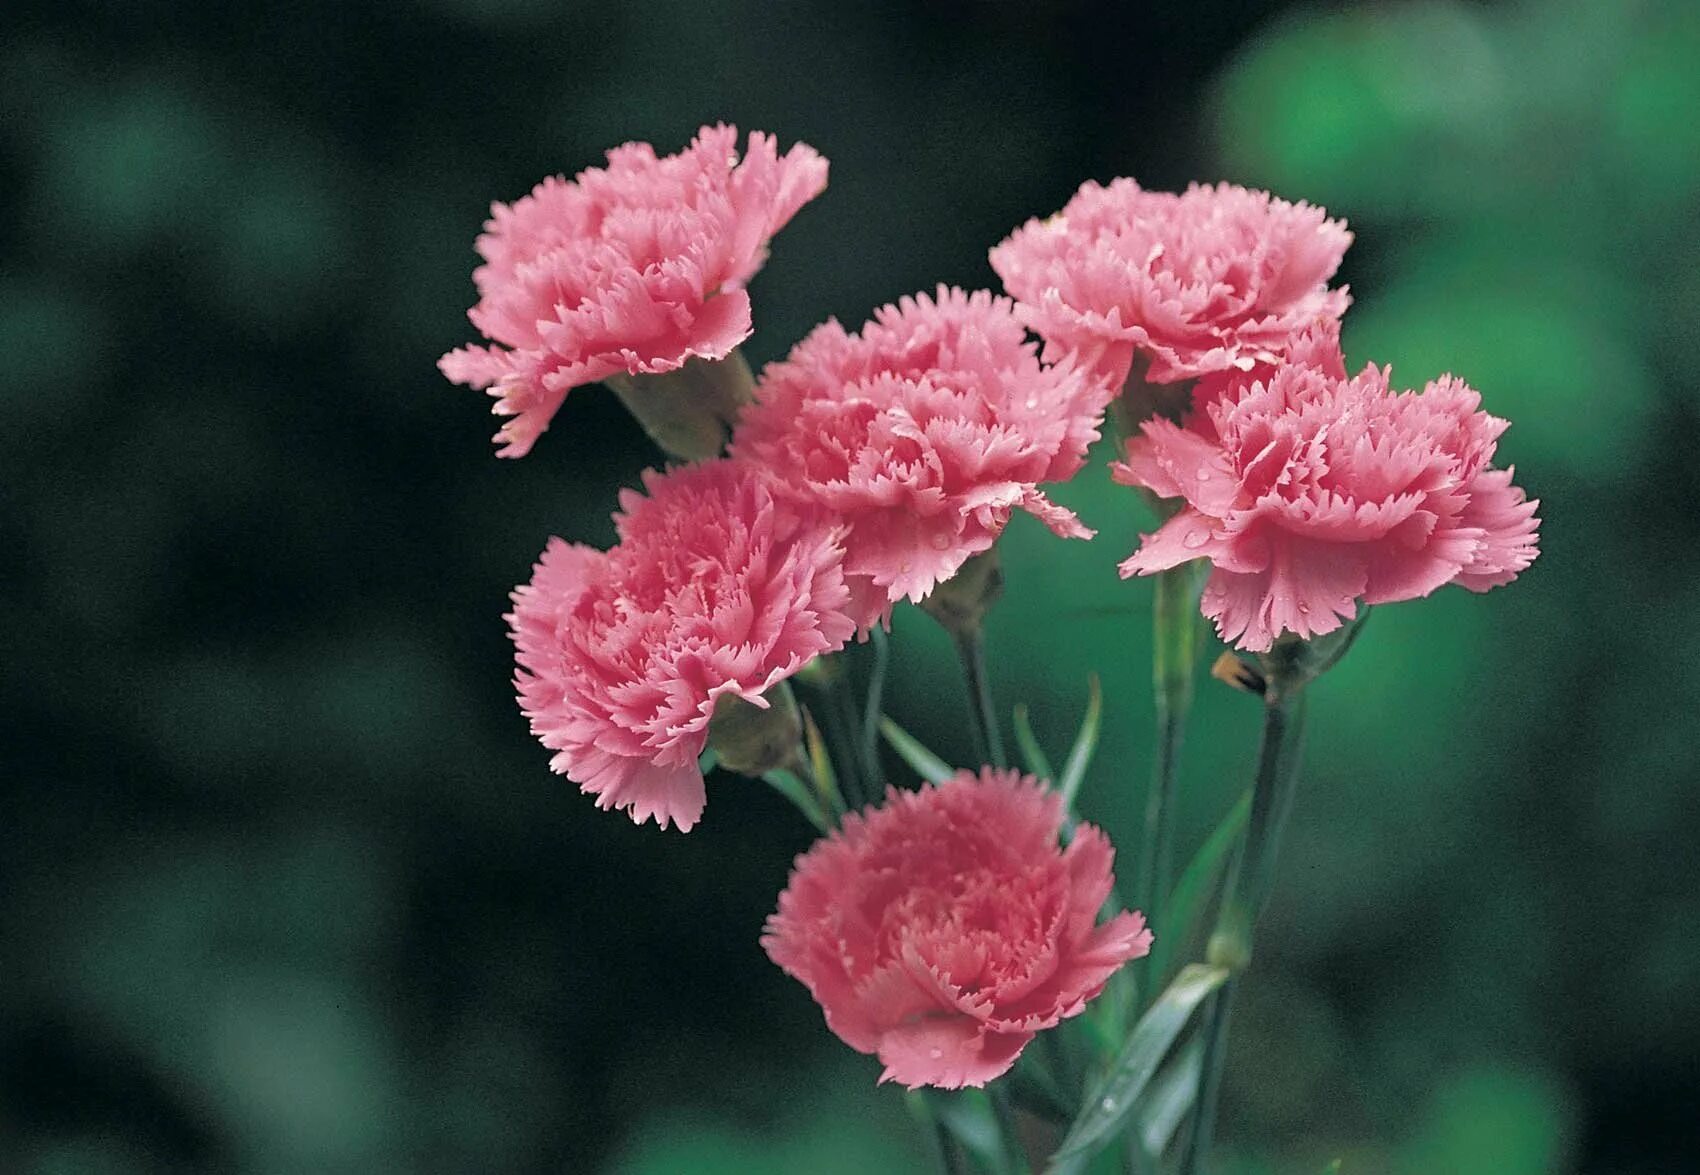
[4,1,1698,1172]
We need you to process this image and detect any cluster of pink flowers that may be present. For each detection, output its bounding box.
[994,179,1537,656]
[444,123,1541,1091]
[763,770,1151,1088]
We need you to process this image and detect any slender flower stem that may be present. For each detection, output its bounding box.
[910,1092,971,1175]
[990,1084,1032,1174]
[833,682,869,808]
[810,671,867,809]
[954,627,1007,769]
[1178,975,1237,1175]
[861,625,890,785]
[1178,681,1309,1175]
[1136,561,1204,923]
[936,1125,970,1175]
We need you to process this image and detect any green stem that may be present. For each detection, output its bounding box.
[1177,976,1236,1175]
[1136,562,1203,923]
[953,627,1007,770]
[1177,683,1309,1175]
[990,1084,1032,1174]
[861,625,890,786]
[805,670,866,810]
[937,1127,971,1175]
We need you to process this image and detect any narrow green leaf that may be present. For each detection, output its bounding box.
[1045,964,1230,1173]
[1149,790,1250,994]
[930,1088,1013,1175]
[801,706,846,819]
[879,716,954,784]
[1056,674,1103,814]
[1137,1039,1203,1158]
[760,768,830,833]
[1012,703,1056,782]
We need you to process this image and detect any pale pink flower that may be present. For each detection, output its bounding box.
[1114,333,1541,652]
[731,287,1110,625]
[990,179,1352,388]
[763,769,1151,1089]
[440,124,828,456]
[507,460,855,831]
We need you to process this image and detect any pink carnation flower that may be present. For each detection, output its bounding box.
[732,287,1110,624]
[507,460,856,831]
[763,769,1151,1089]
[990,179,1352,388]
[440,124,828,456]
[1114,331,1541,652]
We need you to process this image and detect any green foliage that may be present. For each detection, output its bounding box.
[1047,966,1232,1173]
[1149,790,1251,993]
[880,715,957,784]
[1056,674,1104,815]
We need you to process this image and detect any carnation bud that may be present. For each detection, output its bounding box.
[707,681,804,777]
[917,547,1004,640]
[605,351,754,462]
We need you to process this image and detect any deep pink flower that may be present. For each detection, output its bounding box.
[732,287,1110,625]
[507,460,855,831]
[763,769,1151,1089]
[1114,332,1541,652]
[990,179,1352,388]
[441,124,828,456]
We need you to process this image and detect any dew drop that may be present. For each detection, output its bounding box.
[1026,396,1039,409]
[1100,1096,1118,1113]
[932,533,951,550]
[1297,603,1310,614]
[1182,530,1209,550]
[929,1047,944,1060]
[1195,467,1210,481]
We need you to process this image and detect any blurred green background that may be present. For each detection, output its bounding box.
[3,0,1697,1171]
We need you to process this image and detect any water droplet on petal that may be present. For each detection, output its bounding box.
[1297,603,1310,614]
[1195,467,1210,481]
[1183,530,1210,550]
[932,533,951,550]
[929,1047,944,1060]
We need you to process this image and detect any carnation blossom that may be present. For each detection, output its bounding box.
[990,179,1352,389]
[507,460,856,831]
[1114,328,1541,652]
[763,769,1151,1089]
[440,124,828,456]
[731,287,1111,625]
